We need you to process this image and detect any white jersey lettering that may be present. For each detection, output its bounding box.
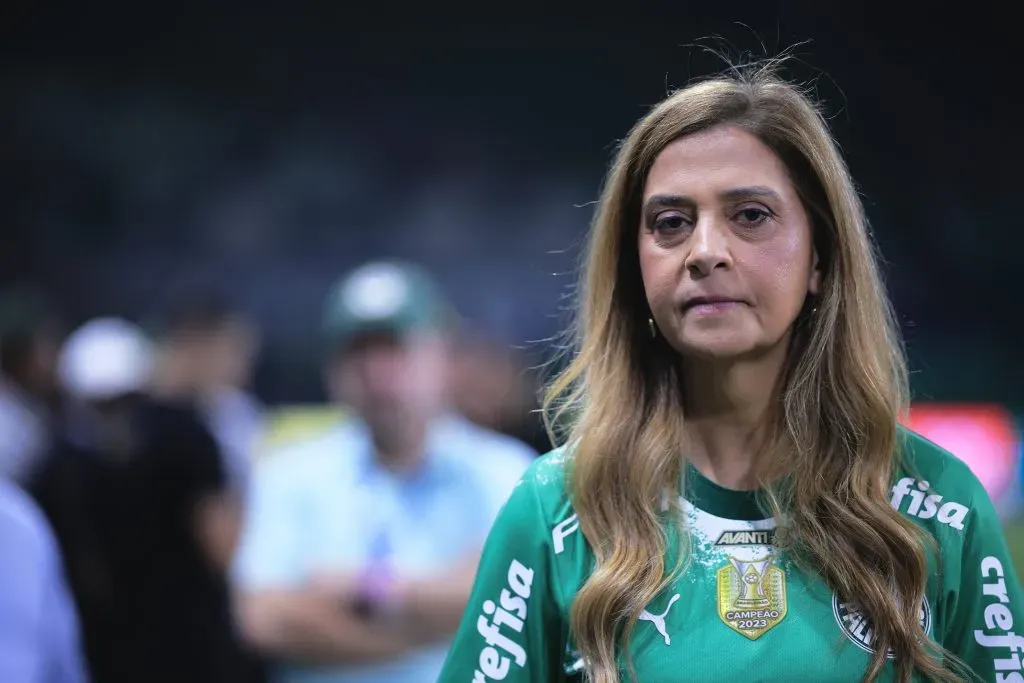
[890,478,969,530]
[552,513,579,555]
[472,559,535,681]
[975,556,1024,679]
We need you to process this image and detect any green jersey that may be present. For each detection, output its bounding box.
[437,429,1024,682]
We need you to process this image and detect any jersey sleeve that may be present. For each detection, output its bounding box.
[437,468,570,683]
[941,477,1024,683]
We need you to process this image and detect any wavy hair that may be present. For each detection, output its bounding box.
[543,63,963,683]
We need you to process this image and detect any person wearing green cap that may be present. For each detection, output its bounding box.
[233,260,536,683]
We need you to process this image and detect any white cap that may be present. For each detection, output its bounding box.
[59,318,154,401]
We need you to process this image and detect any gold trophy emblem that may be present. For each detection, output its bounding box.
[717,555,787,640]
[729,558,771,609]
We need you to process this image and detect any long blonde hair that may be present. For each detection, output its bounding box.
[543,63,961,683]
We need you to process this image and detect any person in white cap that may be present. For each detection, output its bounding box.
[28,317,247,683]
[57,317,153,404]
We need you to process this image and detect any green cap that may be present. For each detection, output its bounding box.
[322,260,453,349]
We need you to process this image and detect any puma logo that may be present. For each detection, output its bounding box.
[639,593,681,646]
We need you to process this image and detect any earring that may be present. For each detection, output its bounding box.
[648,317,657,339]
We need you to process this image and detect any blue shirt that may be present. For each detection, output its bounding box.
[0,379,50,484]
[0,480,88,683]
[234,415,535,683]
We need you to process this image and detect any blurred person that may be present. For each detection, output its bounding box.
[234,261,535,683]
[448,331,550,453]
[437,66,1022,683]
[0,477,88,683]
[0,288,62,483]
[29,318,246,683]
[148,283,265,498]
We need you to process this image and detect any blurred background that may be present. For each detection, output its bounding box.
[0,3,1019,682]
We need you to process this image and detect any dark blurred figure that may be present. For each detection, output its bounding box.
[146,284,269,683]
[28,318,247,683]
[0,287,62,484]
[148,283,264,498]
[448,331,550,454]
[0,478,89,683]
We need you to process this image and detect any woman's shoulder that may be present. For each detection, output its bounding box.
[502,445,576,529]
[522,445,571,486]
[896,426,978,487]
[891,426,987,531]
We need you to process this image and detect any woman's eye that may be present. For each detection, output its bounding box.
[651,212,688,233]
[735,207,772,227]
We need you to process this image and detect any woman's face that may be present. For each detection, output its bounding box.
[638,124,821,362]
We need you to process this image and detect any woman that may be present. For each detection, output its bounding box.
[437,65,1023,683]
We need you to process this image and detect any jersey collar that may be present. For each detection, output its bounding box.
[683,462,767,521]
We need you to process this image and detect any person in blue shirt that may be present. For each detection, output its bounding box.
[0,478,88,683]
[234,260,535,683]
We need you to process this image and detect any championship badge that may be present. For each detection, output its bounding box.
[716,555,787,639]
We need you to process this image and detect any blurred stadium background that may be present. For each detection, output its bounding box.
[0,2,1020,681]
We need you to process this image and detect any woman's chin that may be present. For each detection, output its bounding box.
[671,331,762,362]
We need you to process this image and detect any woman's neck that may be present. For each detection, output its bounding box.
[682,350,786,490]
